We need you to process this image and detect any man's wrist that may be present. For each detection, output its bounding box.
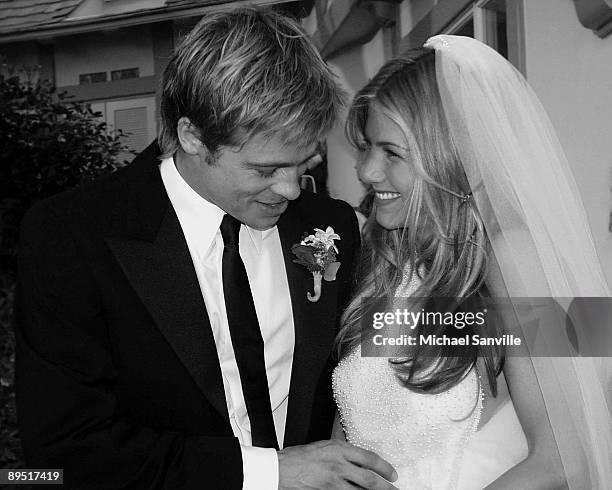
[241,445,279,490]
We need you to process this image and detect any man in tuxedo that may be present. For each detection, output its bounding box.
[15,8,398,490]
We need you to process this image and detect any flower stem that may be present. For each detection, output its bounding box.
[307,271,323,302]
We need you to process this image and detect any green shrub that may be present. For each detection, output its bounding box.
[0,73,129,469]
[0,281,17,466]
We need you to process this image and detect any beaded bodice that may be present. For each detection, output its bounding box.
[333,351,482,489]
[332,270,484,489]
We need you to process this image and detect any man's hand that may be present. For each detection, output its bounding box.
[278,440,399,489]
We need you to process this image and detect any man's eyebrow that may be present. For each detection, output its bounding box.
[244,152,319,168]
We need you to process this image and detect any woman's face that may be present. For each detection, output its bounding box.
[358,103,420,230]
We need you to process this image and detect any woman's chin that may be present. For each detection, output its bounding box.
[375,210,404,230]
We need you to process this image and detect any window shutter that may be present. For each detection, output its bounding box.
[114,106,148,161]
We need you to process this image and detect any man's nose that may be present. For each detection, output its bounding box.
[359,153,385,185]
[269,167,301,201]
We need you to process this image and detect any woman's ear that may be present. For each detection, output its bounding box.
[177,117,209,156]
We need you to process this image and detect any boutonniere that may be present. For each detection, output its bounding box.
[291,226,341,302]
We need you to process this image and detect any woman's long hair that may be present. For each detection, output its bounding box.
[335,49,504,395]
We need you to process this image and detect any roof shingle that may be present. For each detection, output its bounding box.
[0,0,83,33]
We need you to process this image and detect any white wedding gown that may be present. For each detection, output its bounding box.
[332,273,528,489]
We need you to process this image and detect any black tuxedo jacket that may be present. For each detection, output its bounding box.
[15,142,360,489]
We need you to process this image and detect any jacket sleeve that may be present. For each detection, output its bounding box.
[15,202,243,490]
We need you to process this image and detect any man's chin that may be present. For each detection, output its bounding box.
[243,215,282,231]
[244,201,289,229]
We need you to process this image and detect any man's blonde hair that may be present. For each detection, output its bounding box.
[159,7,345,157]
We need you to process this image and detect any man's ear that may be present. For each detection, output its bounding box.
[177,117,210,157]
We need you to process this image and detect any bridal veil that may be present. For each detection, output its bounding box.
[423,34,612,488]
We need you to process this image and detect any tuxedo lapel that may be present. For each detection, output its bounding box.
[278,203,338,447]
[105,150,229,423]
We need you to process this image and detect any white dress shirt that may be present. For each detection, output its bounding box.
[160,157,295,490]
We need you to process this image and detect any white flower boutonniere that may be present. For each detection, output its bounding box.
[291,226,341,302]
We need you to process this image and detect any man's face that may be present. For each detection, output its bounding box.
[192,134,318,230]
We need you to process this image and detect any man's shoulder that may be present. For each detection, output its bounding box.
[288,191,359,247]
[292,191,355,221]
[20,172,124,247]
[25,165,126,230]
[23,141,161,235]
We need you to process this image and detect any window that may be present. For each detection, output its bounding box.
[114,106,148,157]
[444,0,508,59]
[445,7,475,39]
[90,97,156,163]
[478,0,508,59]
[454,20,475,38]
[111,67,140,81]
[79,72,107,84]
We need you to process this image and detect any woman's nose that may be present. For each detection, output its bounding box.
[359,153,385,185]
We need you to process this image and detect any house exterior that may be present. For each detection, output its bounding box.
[1,0,611,281]
[0,0,312,159]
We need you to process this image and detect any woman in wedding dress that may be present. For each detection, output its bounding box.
[332,35,612,489]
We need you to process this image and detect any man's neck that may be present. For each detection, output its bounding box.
[174,150,214,204]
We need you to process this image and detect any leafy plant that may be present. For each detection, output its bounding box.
[0,282,17,467]
[0,74,129,276]
[0,72,130,469]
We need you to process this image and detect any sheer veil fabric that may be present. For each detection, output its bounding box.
[423,35,612,488]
